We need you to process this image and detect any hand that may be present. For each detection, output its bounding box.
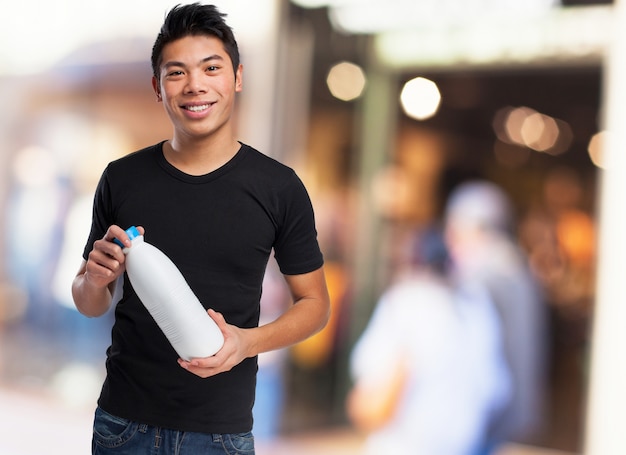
[177,309,250,378]
[84,225,145,288]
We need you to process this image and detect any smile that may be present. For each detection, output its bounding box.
[184,104,211,112]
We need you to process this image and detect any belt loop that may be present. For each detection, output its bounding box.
[154,427,162,448]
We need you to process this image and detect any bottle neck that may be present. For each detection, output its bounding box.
[124,235,145,254]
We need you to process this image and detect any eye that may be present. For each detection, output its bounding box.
[206,65,219,72]
[163,68,185,79]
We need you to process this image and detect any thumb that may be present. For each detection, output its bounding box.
[207,308,227,327]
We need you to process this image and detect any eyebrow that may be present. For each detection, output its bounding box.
[163,54,225,70]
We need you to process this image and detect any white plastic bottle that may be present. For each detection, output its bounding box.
[114,226,224,361]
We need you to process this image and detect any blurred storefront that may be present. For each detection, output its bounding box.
[281,2,611,453]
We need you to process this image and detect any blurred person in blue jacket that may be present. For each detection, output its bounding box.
[444,180,548,454]
[347,227,511,455]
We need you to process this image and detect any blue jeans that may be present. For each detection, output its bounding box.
[92,407,255,454]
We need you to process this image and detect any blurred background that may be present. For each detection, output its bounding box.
[0,0,621,454]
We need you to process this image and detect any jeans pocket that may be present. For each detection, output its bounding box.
[92,407,140,449]
[223,431,255,454]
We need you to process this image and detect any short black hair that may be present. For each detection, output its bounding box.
[151,3,240,81]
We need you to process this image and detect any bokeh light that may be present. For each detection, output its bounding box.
[588,130,608,169]
[326,61,367,101]
[493,105,573,156]
[400,77,441,121]
[521,112,559,152]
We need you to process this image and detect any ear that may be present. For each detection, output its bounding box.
[235,64,243,93]
[151,76,162,101]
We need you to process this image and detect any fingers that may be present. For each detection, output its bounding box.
[84,225,134,286]
[177,356,228,378]
[85,247,123,286]
[106,225,133,249]
[105,225,146,249]
[178,312,237,378]
[88,226,130,262]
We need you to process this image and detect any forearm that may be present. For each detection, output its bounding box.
[178,267,330,378]
[71,229,132,318]
[72,268,115,318]
[247,294,330,357]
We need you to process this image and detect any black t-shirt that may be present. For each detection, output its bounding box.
[82,141,324,433]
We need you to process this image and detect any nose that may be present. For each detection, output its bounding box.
[184,70,207,95]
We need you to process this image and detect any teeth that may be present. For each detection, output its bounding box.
[187,104,209,112]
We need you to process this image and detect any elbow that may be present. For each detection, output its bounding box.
[76,305,107,318]
[73,292,111,318]
[322,301,331,329]
[73,297,107,318]
[71,279,111,318]
[315,296,332,334]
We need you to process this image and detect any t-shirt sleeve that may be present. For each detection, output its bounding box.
[272,171,324,275]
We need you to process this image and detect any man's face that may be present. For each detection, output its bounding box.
[152,34,243,142]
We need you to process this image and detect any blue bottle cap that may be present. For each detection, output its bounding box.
[125,226,141,240]
[113,226,140,247]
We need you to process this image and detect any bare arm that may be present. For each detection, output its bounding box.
[179,266,331,377]
[71,225,140,317]
[249,266,331,354]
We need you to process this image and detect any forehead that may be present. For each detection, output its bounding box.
[160,34,231,67]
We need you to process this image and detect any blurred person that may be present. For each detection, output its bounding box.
[71,4,330,454]
[253,258,290,442]
[5,153,65,328]
[346,228,511,455]
[444,180,548,454]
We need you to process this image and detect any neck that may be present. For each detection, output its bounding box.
[165,135,240,176]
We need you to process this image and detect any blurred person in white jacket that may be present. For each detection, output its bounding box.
[347,228,511,455]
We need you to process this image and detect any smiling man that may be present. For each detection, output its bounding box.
[72,4,330,454]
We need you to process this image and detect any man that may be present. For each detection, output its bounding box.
[72,4,330,454]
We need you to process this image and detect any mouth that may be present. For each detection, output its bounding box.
[182,103,213,113]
